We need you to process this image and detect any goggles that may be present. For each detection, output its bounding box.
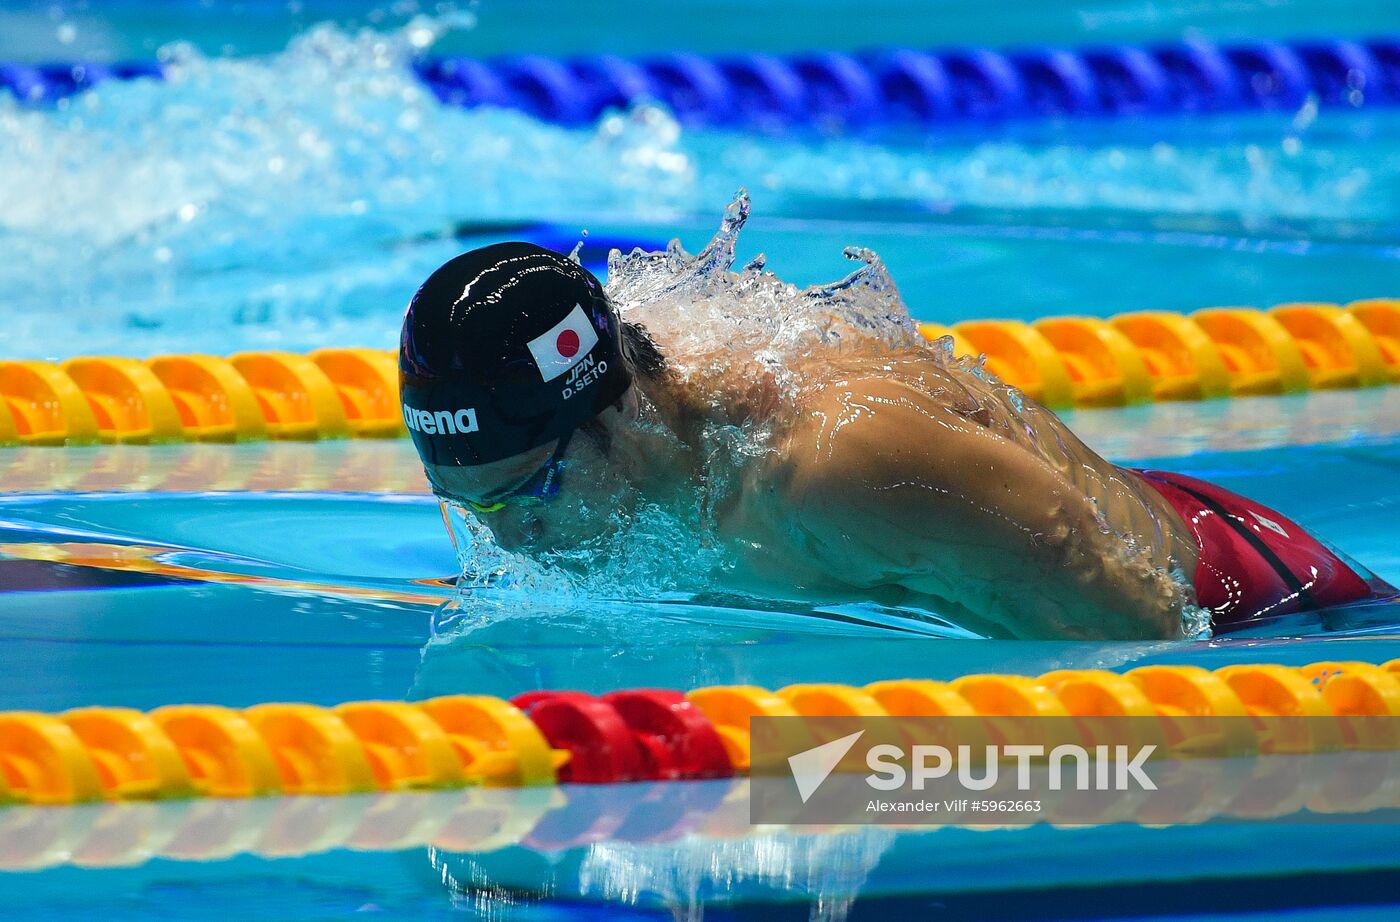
[464,431,574,514]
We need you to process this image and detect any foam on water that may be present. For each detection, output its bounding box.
[0,18,699,357]
[2,18,1397,358]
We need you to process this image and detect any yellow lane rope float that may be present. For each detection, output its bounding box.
[0,300,1396,447]
[924,298,1398,406]
[0,660,1397,807]
[0,660,1397,870]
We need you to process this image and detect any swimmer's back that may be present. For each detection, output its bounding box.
[770,370,1194,639]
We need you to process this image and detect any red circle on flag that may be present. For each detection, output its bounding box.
[556,329,580,358]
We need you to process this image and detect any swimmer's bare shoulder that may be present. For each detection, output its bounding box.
[767,366,1189,639]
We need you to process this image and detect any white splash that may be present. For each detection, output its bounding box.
[608,188,925,368]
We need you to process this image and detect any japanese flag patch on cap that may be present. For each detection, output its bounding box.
[527,304,600,381]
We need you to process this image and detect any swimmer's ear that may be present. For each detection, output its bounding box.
[621,321,666,379]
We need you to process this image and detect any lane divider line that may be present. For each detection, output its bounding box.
[0,660,1396,869]
[7,37,1400,127]
[0,659,1396,807]
[1,300,1396,447]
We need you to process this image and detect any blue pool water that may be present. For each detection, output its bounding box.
[4,10,1400,357]
[4,2,1400,919]
[2,409,1398,917]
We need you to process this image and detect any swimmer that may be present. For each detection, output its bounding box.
[399,243,1391,640]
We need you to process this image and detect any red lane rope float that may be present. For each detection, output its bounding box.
[600,689,732,780]
[511,690,733,783]
[511,691,645,783]
[1,659,1398,806]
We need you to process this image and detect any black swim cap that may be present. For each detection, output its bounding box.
[399,242,631,470]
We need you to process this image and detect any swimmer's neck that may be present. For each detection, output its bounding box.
[623,369,725,455]
[631,352,790,449]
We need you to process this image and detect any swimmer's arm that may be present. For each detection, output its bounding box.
[778,383,1187,639]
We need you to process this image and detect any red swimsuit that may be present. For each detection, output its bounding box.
[1136,470,1386,629]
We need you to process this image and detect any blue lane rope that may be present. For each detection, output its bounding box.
[4,37,1399,126]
